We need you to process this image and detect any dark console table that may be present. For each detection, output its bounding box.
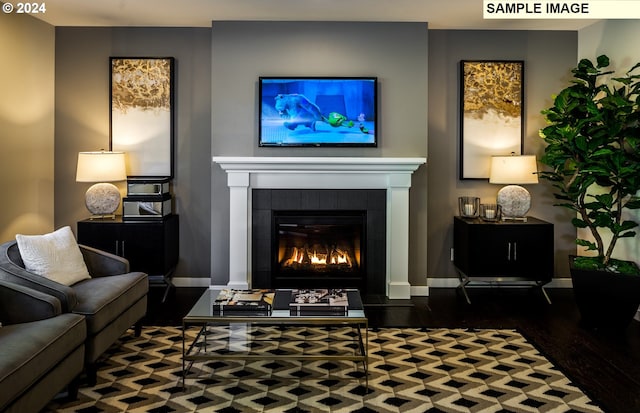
[453,216,554,304]
[77,215,179,302]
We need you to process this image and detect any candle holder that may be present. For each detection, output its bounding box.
[480,203,501,221]
[458,196,480,218]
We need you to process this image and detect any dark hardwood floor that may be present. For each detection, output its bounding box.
[145,286,640,413]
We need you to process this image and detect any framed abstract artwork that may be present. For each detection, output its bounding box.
[460,60,524,180]
[110,57,175,178]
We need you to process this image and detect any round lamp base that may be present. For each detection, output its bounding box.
[496,185,531,220]
[85,183,121,216]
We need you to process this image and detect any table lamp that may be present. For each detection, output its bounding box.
[76,151,127,218]
[489,153,538,221]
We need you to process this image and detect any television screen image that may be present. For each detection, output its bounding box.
[259,77,377,147]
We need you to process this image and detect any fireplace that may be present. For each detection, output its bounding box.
[252,189,386,294]
[213,156,426,299]
[273,211,365,290]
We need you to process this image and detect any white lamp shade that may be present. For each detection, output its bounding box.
[489,154,539,185]
[76,151,127,183]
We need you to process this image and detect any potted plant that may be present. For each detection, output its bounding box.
[539,55,640,330]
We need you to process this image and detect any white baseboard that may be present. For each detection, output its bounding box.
[547,278,574,288]
[171,277,212,288]
[427,278,462,288]
[410,285,430,296]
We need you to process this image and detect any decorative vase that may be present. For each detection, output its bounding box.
[569,256,640,331]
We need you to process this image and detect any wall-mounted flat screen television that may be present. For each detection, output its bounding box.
[259,77,377,147]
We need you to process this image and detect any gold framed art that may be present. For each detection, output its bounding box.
[460,60,524,180]
[110,57,175,178]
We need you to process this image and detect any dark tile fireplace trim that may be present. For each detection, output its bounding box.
[252,189,387,294]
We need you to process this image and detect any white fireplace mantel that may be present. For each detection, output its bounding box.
[213,156,426,299]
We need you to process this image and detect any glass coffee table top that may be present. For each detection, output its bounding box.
[184,288,366,321]
[181,288,369,388]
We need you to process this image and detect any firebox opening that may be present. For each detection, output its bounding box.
[272,211,366,290]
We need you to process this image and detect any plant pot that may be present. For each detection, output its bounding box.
[570,256,640,330]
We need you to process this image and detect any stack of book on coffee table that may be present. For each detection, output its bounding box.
[212,289,274,315]
[286,289,349,315]
[212,288,359,316]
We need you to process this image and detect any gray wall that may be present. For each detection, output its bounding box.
[54,27,212,279]
[210,22,429,286]
[427,30,578,279]
[26,22,578,285]
[0,11,55,242]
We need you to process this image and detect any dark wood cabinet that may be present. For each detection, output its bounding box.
[453,216,554,303]
[77,215,179,302]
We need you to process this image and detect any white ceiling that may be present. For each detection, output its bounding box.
[32,0,596,30]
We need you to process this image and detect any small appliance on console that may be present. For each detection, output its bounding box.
[123,177,173,220]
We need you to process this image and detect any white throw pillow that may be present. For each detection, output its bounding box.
[16,226,91,286]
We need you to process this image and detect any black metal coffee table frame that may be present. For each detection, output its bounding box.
[182,289,368,388]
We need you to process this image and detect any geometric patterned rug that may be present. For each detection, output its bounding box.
[43,326,603,413]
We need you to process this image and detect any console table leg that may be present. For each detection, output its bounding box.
[538,282,552,304]
[160,268,176,303]
[456,270,472,304]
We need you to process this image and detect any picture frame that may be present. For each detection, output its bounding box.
[110,57,175,178]
[459,60,524,180]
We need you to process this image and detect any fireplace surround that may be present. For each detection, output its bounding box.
[253,191,385,293]
[213,157,426,299]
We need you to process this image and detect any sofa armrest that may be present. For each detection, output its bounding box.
[79,244,130,277]
[0,241,78,313]
[0,279,62,325]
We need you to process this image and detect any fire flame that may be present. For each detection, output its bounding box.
[334,254,348,264]
[308,251,349,265]
[310,251,325,265]
[283,246,352,267]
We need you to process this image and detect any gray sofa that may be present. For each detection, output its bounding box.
[0,279,86,413]
[0,240,148,384]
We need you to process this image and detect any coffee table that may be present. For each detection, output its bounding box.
[182,289,368,388]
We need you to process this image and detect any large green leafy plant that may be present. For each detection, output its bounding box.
[539,55,640,274]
